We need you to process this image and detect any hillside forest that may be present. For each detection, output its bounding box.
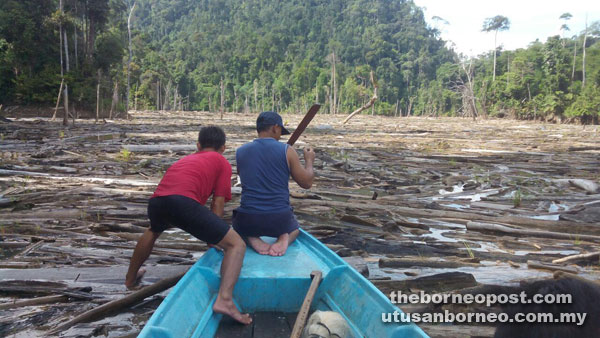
[0,0,599,123]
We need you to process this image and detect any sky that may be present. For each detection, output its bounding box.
[412,0,600,56]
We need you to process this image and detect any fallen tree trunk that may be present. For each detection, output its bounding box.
[552,251,600,264]
[48,270,187,334]
[466,221,600,243]
[373,272,477,294]
[527,260,579,274]
[0,294,68,310]
[0,169,158,187]
[379,257,479,269]
[122,144,196,152]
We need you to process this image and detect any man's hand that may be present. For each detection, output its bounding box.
[303,147,315,164]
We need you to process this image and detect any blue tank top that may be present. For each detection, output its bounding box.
[236,138,291,213]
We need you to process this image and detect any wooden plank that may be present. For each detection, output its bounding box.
[290,270,322,338]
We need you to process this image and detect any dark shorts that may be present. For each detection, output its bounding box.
[148,195,230,244]
[232,209,299,238]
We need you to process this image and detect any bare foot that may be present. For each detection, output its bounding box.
[247,237,271,255]
[125,268,146,290]
[213,295,252,325]
[268,233,289,256]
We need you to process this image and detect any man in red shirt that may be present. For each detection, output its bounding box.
[125,126,251,325]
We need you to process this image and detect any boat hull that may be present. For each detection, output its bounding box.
[139,230,428,338]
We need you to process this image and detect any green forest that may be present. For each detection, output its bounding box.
[1,0,599,123]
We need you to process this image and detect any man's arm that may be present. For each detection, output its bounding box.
[211,196,225,217]
[287,146,315,189]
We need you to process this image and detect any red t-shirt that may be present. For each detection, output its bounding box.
[152,151,232,204]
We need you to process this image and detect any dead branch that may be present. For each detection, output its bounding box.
[342,71,378,125]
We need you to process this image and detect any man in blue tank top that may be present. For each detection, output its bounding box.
[234,111,315,256]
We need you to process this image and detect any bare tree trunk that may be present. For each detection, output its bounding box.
[582,18,587,88]
[233,87,238,113]
[73,22,78,70]
[173,85,178,111]
[134,83,138,111]
[126,0,137,119]
[52,79,64,121]
[261,86,265,112]
[96,69,101,122]
[325,85,330,114]
[62,23,70,126]
[163,81,171,110]
[271,88,274,111]
[337,85,342,115]
[342,71,378,124]
[572,40,577,80]
[330,50,337,115]
[87,11,96,60]
[253,79,258,113]
[407,97,414,117]
[109,81,118,119]
[82,12,87,57]
[156,80,160,110]
[493,30,497,82]
[507,54,510,87]
[461,59,479,120]
[315,83,319,103]
[220,78,225,119]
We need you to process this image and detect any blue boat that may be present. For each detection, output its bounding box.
[139,229,428,338]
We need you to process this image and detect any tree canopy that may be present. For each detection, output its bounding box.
[0,0,599,122]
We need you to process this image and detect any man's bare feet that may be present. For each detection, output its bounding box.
[125,268,146,290]
[268,233,289,256]
[247,237,271,255]
[213,295,252,325]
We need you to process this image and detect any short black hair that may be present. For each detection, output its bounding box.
[198,126,226,150]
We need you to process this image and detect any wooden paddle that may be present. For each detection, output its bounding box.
[287,104,321,146]
[290,270,323,338]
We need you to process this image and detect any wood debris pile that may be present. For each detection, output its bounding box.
[1,110,599,337]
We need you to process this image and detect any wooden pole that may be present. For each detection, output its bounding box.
[290,270,322,338]
[47,270,187,334]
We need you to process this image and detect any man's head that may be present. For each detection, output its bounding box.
[197,126,226,153]
[256,111,290,140]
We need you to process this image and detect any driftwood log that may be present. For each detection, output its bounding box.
[48,270,187,334]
